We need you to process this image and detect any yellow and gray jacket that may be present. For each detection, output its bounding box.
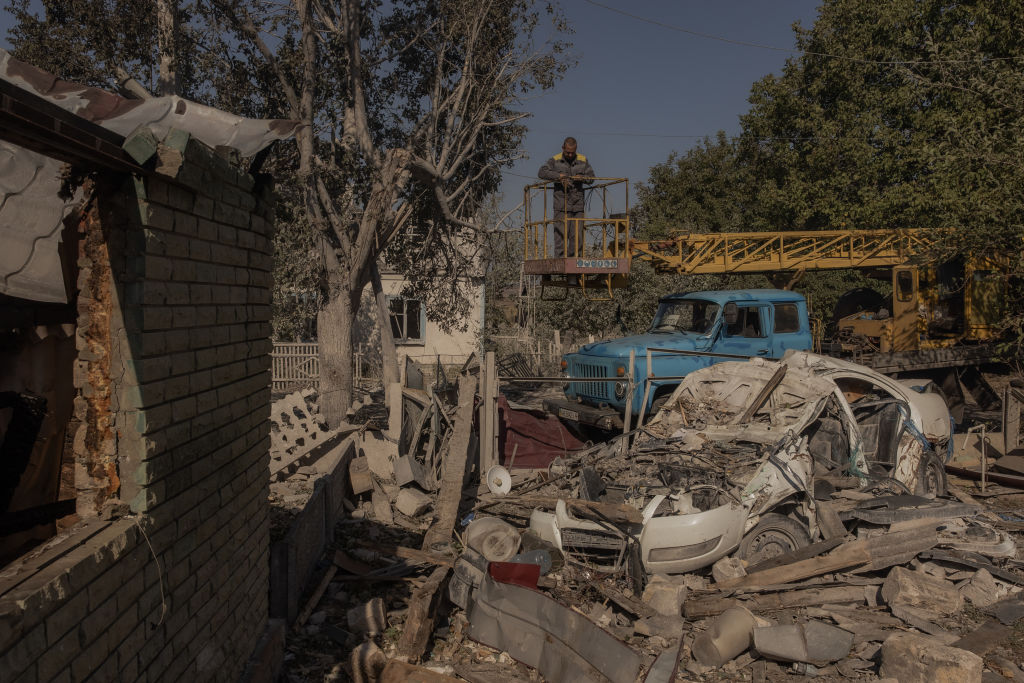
[538,152,595,212]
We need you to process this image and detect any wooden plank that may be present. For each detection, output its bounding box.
[595,583,658,619]
[356,541,455,568]
[715,541,870,590]
[745,536,845,574]
[684,584,866,618]
[394,565,450,662]
[379,660,462,683]
[732,365,787,424]
[293,565,337,630]
[422,373,478,551]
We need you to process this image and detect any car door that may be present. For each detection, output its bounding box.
[715,304,772,357]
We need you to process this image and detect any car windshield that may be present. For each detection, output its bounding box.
[650,300,720,334]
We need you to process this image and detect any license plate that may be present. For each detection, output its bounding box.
[558,408,579,421]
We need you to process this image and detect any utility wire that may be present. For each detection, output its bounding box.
[581,0,1022,66]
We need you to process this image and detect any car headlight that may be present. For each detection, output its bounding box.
[614,381,627,398]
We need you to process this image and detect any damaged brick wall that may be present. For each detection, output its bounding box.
[73,191,121,513]
[0,133,274,682]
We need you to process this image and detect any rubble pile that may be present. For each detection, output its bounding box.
[280,354,1024,682]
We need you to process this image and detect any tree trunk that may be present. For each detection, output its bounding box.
[318,288,357,426]
[371,261,400,388]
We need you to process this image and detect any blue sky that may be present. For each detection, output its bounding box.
[0,0,822,217]
[502,0,821,216]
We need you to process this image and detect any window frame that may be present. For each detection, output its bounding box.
[388,296,427,346]
[773,302,801,334]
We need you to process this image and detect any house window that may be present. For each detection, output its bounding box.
[389,297,425,344]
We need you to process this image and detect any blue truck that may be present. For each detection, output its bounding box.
[543,289,813,430]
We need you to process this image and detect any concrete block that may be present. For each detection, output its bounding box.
[633,615,684,639]
[959,568,1001,607]
[393,455,426,488]
[711,556,746,584]
[360,432,396,481]
[371,492,394,525]
[882,566,962,615]
[394,488,432,517]
[879,632,983,683]
[123,126,160,164]
[641,575,687,617]
[348,457,372,495]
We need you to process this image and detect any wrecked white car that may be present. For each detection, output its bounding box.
[531,351,960,574]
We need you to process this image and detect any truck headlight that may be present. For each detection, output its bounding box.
[614,381,627,398]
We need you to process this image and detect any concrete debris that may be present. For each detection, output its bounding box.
[879,632,983,682]
[959,568,1001,607]
[711,556,746,583]
[394,488,433,517]
[275,358,1024,683]
[640,574,687,616]
[882,566,963,615]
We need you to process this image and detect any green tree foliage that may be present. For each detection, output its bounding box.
[624,0,1024,339]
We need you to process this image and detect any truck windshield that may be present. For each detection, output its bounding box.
[650,300,720,334]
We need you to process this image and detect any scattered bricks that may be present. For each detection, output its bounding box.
[879,633,983,683]
[395,489,433,517]
[882,566,963,615]
[641,575,688,617]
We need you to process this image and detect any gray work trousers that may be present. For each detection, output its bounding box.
[553,209,583,258]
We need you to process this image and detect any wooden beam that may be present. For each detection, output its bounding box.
[394,565,450,662]
[422,373,478,551]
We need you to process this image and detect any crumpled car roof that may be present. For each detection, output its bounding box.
[0,49,298,303]
[652,350,950,445]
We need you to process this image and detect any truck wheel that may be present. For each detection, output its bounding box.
[915,451,947,499]
[736,513,810,565]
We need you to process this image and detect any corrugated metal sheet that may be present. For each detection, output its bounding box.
[0,49,298,303]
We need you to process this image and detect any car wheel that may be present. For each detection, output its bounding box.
[915,451,947,499]
[736,513,811,565]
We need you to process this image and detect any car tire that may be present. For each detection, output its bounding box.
[736,513,811,565]
[915,451,947,499]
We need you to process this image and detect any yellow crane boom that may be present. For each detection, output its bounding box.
[629,228,944,275]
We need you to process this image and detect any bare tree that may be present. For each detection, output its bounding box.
[215,0,570,424]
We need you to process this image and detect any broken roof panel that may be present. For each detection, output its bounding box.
[0,49,299,304]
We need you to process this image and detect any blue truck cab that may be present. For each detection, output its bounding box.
[543,289,813,430]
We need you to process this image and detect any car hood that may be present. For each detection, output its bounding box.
[575,332,707,360]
